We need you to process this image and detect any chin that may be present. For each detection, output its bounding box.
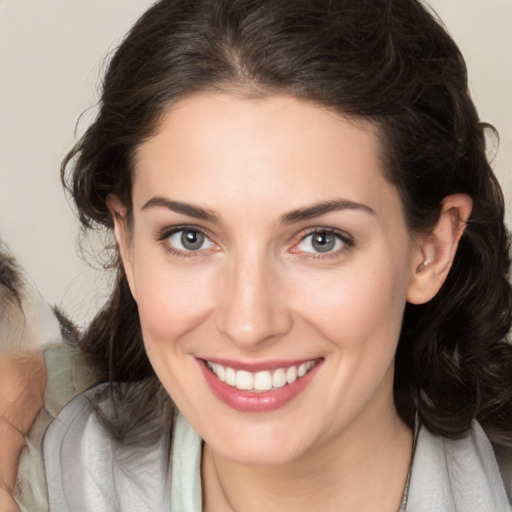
[203,420,317,467]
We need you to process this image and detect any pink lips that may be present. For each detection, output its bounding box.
[197,358,323,413]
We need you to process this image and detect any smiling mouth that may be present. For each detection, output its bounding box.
[205,359,319,392]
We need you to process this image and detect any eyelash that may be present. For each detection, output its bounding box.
[156,226,354,259]
[290,228,354,259]
[157,225,216,258]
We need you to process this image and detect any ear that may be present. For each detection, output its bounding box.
[407,194,473,305]
[106,195,137,302]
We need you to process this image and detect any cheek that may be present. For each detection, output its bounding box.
[133,260,215,345]
[292,253,410,350]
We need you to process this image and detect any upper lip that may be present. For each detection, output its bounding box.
[198,357,322,372]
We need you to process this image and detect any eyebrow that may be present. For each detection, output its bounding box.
[141,196,374,225]
[279,199,375,224]
[141,197,219,223]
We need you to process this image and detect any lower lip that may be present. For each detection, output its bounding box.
[198,359,322,413]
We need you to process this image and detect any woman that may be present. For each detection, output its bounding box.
[6,0,512,510]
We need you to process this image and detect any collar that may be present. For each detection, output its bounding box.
[406,421,511,511]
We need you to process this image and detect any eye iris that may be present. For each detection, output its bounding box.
[181,230,204,250]
[312,232,336,253]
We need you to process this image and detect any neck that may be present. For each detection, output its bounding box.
[202,399,413,512]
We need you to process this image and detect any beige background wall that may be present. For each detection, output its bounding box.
[1,0,511,326]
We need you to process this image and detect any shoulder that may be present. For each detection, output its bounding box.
[407,421,512,511]
[44,387,122,511]
[494,441,512,505]
[44,384,173,512]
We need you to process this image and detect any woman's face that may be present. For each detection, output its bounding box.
[119,93,423,466]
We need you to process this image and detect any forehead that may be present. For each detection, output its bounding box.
[132,93,398,218]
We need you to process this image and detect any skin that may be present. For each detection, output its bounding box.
[0,352,45,512]
[111,93,472,511]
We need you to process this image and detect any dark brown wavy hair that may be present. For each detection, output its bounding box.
[62,0,512,444]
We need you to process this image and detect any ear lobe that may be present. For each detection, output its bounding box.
[407,194,473,305]
[106,195,137,302]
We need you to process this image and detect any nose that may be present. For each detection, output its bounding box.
[215,251,293,350]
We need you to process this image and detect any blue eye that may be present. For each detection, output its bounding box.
[167,229,214,252]
[297,231,345,254]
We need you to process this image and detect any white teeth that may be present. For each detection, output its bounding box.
[272,368,287,388]
[207,360,317,392]
[286,366,297,384]
[254,371,273,391]
[225,367,236,386]
[216,364,226,382]
[236,370,253,390]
